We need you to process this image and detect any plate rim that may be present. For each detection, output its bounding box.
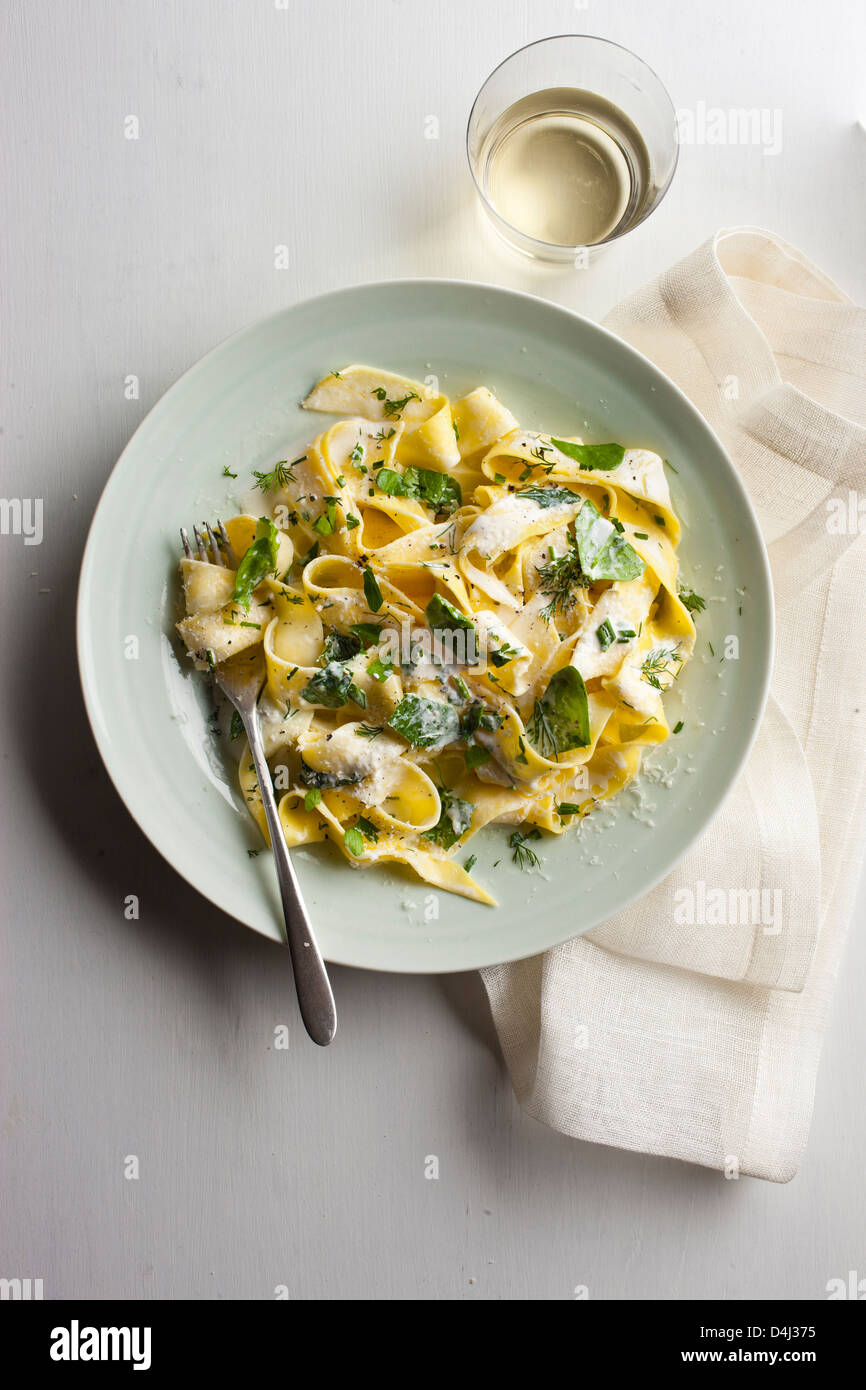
[76,276,775,972]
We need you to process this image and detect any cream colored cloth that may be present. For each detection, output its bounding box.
[482,228,866,1182]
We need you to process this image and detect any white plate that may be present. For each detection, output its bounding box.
[77,280,773,971]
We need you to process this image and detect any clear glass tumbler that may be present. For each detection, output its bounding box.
[466,35,678,263]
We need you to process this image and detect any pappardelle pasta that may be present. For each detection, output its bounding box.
[176,365,698,905]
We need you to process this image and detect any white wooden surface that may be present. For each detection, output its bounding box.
[2,0,865,1300]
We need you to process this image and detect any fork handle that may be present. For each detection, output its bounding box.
[245,710,337,1046]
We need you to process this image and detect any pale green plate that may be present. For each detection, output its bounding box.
[77,280,773,972]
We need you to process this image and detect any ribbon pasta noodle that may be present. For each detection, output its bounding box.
[176,365,698,906]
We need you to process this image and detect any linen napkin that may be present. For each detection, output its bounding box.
[481,228,866,1181]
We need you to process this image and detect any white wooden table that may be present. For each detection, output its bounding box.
[2,0,865,1300]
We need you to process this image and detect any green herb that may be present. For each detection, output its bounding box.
[673,720,684,734]
[349,621,383,648]
[653,515,666,527]
[356,816,379,843]
[550,438,626,472]
[375,467,403,496]
[634,531,649,540]
[388,693,460,749]
[374,427,396,442]
[300,661,367,709]
[321,630,361,664]
[510,828,542,871]
[452,674,471,700]
[376,465,461,515]
[253,459,300,492]
[425,593,474,633]
[517,484,580,508]
[299,760,362,789]
[489,640,520,668]
[453,421,459,441]
[596,619,616,651]
[678,584,707,615]
[536,534,590,622]
[370,387,421,418]
[229,709,244,742]
[346,514,360,530]
[344,826,364,856]
[239,621,260,630]
[573,499,645,582]
[297,540,319,568]
[640,645,683,691]
[460,700,502,738]
[367,655,393,682]
[222,465,237,479]
[312,496,339,536]
[424,786,474,849]
[350,442,365,465]
[526,667,590,759]
[247,849,261,859]
[557,802,582,816]
[464,854,477,874]
[363,567,384,612]
[304,789,322,811]
[355,724,383,739]
[230,517,279,611]
[464,742,491,772]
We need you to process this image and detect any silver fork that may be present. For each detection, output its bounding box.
[181,522,337,1046]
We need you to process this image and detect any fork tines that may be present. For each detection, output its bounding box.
[179,521,235,568]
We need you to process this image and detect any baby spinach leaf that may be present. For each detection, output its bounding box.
[321,629,361,664]
[550,438,626,472]
[517,484,581,509]
[300,661,366,710]
[526,667,590,759]
[387,693,460,749]
[230,517,279,611]
[573,499,645,582]
[425,593,475,633]
[424,788,475,849]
